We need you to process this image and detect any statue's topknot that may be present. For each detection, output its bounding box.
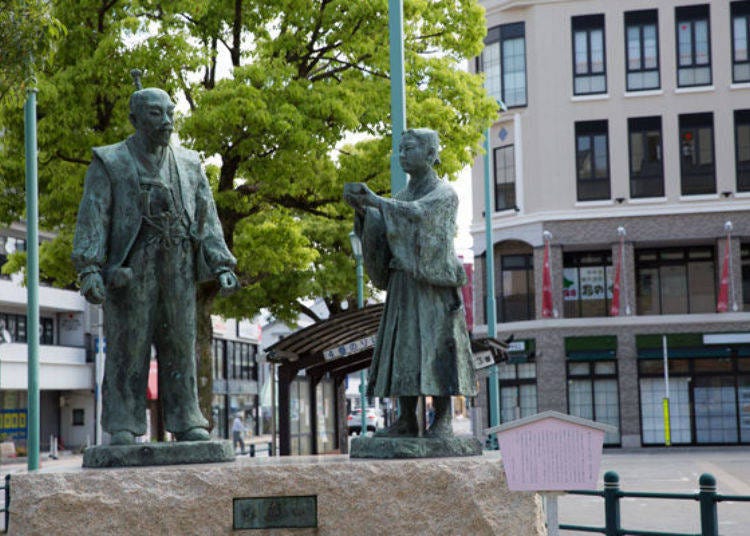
[130,69,143,91]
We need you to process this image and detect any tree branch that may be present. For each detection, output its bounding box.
[55,152,91,166]
[295,300,323,323]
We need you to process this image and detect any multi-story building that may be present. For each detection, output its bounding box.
[0,223,95,453]
[209,315,263,441]
[472,0,750,447]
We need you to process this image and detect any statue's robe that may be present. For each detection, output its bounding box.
[357,180,476,398]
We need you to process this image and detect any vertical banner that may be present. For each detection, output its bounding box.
[717,222,732,313]
[610,231,624,316]
[461,260,474,333]
[541,231,553,318]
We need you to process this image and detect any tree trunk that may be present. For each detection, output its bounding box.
[196,281,219,432]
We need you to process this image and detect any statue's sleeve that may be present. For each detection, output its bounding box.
[357,208,391,290]
[196,166,237,275]
[378,186,467,287]
[71,157,111,276]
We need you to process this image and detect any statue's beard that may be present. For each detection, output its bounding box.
[146,128,172,147]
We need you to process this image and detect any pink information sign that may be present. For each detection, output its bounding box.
[488,411,615,491]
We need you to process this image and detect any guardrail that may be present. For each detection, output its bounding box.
[560,471,750,536]
[248,442,273,457]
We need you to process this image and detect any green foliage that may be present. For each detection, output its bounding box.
[0,0,66,103]
[0,0,497,323]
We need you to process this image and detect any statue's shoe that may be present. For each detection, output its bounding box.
[175,427,210,441]
[110,430,135,445]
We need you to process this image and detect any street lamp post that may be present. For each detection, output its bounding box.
[482,100,508,449]
[349,231,367,436]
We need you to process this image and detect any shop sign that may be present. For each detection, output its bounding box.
[0,409,27,439]
[322,336,376,361]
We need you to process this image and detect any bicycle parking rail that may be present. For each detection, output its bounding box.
[559,471,750,536]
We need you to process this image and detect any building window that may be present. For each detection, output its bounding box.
[40,317,54,345]
[575,120,610,201]
[676,5,711,87]
[629,116,664,198]
[679,113,715,195]
[625,10,660,91]
[0,313,28,343]
[496,362,537,424]
[572,14,606,95]
[494,145,515,211]
[479,23,526,107]
[636,247,716,315]
[742,244,750,311]
[563,251,612,318]
[732,1,750,83]
[567,360,620,445]
[72,408,85,426]
[736,110,750,192]
[212,338,226,381]
[498,254,534,322]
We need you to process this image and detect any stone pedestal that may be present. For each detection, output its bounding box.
[350,434,483,458]
[82,439,234,468]
[9,453,545,535]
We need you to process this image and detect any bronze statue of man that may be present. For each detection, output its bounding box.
[72,72,238,445]
[344,128,476,438]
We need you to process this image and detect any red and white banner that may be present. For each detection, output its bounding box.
[541,233,554,318]
[461,260,474,332]
[717,228,732,313]
[610,233,624,316]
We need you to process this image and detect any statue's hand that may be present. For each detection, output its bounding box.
[80,272,106,305]
[218,270,240,296]
[344,182,378,213]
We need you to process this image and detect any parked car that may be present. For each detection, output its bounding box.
[347,407,383,435]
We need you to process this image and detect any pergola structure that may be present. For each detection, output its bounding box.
[266,304,384,455]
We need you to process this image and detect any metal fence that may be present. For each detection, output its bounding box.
[560,471,750,536]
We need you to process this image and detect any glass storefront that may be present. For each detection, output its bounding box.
[639,355,750,445]
[567,360,621,445]
[497,361,537,423]
[315,380,336,453]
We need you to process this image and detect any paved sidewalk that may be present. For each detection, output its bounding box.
[559,447,750,536]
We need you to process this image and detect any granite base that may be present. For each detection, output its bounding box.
[349,434,483,459]
[82,439,234,468]
[9,453,545,535]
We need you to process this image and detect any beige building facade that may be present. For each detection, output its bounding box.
[472,0,750,447]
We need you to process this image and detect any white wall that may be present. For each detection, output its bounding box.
[59,390,95,449]
[0,343,92,390]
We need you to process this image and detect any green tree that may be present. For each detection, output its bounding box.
[0,0,497,426]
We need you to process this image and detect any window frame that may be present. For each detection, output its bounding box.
[732,1,750,83]
[571,14,607,96]
[635,246,716,315]
[494,145,516,211]
[628,116,664,198]
[624,10,660,91]
[562,251,613,318]
[566,359,621,446]
[575,120,611,201]
[675,4,712,88]
[497,253,535,323]
[479,22,527,108]
[735,109,750,192]
[678,112,716,196]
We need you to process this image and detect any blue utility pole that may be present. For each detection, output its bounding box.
[25,84,40,471]
[389,0,407,194]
